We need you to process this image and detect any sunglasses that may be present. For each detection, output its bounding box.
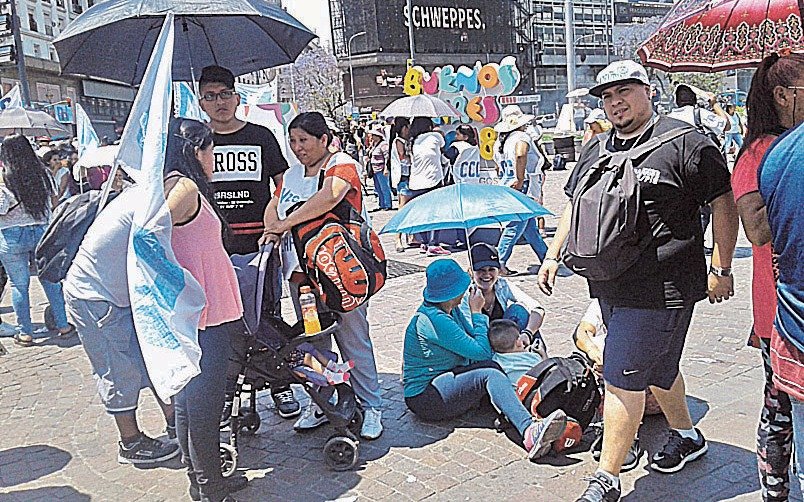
[200,89,236,102]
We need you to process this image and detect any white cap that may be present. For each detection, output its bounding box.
[590,60,650,97]
[584,108,607,124]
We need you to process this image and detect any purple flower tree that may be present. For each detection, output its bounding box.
[288,45,346,118]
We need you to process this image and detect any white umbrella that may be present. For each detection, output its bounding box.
[566,88,590,99]
[0,108,70,138]
[379,94,459,118]
[72,144,120,178]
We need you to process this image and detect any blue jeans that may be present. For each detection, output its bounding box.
[175,322,235,500]
[372,171,392,209]
[790,398,804,496]
[723,132,743,153]
[0,224,69,334]
[405,361,533,436]
[408,185,444,247]
[497,219,547,267]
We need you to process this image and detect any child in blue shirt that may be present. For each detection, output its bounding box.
[490,319,548,386]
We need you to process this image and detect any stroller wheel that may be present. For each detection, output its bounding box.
[240,412,261,434]
[347,408,363,435]
[219,443,238,477]
[44,306,56,331]
[323,436,359,471]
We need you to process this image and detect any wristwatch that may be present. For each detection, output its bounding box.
[544,257,560,265]
[709,265,732,277]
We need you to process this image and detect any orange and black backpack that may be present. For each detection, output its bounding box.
[290,169,387,313]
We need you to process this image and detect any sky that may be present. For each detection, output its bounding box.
[284,0,333,50]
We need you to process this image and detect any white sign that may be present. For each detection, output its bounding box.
[212,145,263,182]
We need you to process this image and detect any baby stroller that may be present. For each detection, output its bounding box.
[222,243,364,473]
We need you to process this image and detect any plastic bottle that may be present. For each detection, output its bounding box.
[299,286,322,335]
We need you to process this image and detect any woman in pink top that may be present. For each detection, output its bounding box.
[163,118,247,502]
[732,52,804,502]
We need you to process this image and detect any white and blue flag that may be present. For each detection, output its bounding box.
[75,103,101,159]
[118,13,205,401]
[173,81,209,122]
[0,84,22,110]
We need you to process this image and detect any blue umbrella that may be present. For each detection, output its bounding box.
[53,0,316,85]
[380,183,552,235]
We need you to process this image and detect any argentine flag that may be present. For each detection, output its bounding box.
[0,84,22,110]
[118,13,205,401]
[75,103,101,158]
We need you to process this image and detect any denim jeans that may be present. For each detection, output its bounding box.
[0,224,69,334]
[789,398,804,497]
[175,322,234,501]
[408,185,444,247]
[372,171,393,210]
[723,132,744,153]
[405,361,533,436]
[497,218,548,267]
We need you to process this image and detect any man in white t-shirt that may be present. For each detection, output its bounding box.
[667,84,730,139]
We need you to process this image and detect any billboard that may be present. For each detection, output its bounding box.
[339,0,515,56]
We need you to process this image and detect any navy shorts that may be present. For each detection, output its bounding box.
[599,300,694,392]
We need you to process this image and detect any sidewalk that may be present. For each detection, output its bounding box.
[0,168,792,501]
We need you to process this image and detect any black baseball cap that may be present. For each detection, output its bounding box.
[199,65,235,89]
[470,243,501,271]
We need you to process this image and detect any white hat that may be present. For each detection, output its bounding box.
[590,60,650,97]
[584,108,607,124]
[368,125,386,139]
[494,105,535,133]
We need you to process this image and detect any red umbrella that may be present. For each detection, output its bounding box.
[638,0,804,72]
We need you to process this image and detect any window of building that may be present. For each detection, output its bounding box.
[56,0,65,9]
[87,0,95,6]
[44,15,52,36]
[28,12,38,32]
[33,44,41,57]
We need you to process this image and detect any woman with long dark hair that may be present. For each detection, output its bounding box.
[261,111,384,440]
[408,116,450,256]
[731,51,804,502]
[0,135,72,346]
[388,117,412,252]
[164,118,247,502]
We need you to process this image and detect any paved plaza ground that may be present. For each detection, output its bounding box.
[0,168,795,501]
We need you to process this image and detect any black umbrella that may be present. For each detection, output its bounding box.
[53,0,317,86]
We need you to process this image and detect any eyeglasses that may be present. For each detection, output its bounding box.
[200,89,236,102]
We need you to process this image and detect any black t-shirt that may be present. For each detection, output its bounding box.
[211,122,290,254]
[483,298,505,321]
[564,116,731,309]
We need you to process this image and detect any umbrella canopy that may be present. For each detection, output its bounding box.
[566,88,589,98]
[379,94,460,118]
[0,108,70,138]
[53,0,317,85]
[638,0,804,72]
[380,183,552,235]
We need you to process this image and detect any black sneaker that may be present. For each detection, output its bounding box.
[650,428,707,473]
[165,424,178,445]
[118,434,180,465]
[272,387,301,419]
[576,472,621,502]
[189,473,249,501]
[621,439,643,472]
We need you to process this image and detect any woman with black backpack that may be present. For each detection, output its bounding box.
[0,135,73,346]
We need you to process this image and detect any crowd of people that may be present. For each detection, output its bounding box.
[0,50,801,502]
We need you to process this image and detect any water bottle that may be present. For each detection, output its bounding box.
[299,286,321,335]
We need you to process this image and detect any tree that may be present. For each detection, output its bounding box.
[288,45,346,118]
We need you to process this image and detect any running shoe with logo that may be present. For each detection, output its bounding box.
[575,472,621,502]
[426,246,452,257]
[650,428,707,473]
[360,408,383,440]
[118,434,180,465]
[591,429,643,473]
[293,401,330,431]
[272,387,301,419]
[524,409,567,460]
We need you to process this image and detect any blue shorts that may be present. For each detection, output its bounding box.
[599,300,694,391]
[397,180,413,197]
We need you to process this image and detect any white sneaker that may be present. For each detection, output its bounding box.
[293,402,329,431]
[360,408,383,440]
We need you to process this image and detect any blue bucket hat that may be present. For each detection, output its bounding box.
[423,259,471,303]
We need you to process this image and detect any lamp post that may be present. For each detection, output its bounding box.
[347,31,366,114]
[564,0,576,94]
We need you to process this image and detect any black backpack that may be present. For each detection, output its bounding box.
[562,124,695,281]
[35,190,119,283]
[515,354,601,431]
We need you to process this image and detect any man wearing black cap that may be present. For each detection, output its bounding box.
[198,65,299,419]
[537,60,739,502]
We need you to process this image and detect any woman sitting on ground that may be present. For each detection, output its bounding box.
[402,258,566,460]
[460,243,546,348]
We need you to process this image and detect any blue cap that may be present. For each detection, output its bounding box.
[423,259,471,303]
